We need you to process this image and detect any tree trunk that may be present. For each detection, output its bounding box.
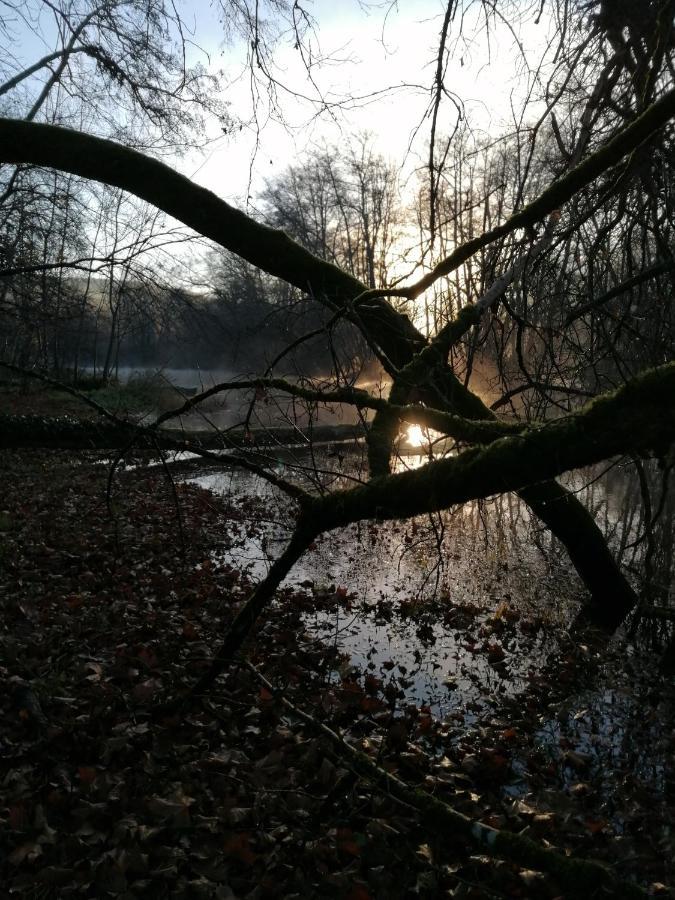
[519,481,636,628]
[5,114,672,625]
[368,349,638,629]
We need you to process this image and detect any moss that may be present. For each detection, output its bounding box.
[87,374,167,415]
[311,362,675,532]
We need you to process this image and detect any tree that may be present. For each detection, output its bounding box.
[0,0,230,379]
[261,138,403,289]
[2,82,675,602]
[1,4,675,891]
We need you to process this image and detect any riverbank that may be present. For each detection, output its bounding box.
[1,449,673,897]
[0,374,175,419]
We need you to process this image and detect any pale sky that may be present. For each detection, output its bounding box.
[183,1,554,206]
[3,0,554,204]
[2,0,555,291]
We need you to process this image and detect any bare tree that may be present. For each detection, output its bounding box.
[261,137,403,289]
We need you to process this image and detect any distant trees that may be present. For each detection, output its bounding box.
[409,0,675,422]
[261,138,403,290]
[0,0,229,379]
[202,137,404,376]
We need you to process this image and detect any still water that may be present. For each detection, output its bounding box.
[181,450,675,819]
[183,448,674,713]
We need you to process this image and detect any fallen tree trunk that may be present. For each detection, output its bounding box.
[0,414,364,451]
[190,362,674,700]
[4,103,674,625]
[308,362,675,531]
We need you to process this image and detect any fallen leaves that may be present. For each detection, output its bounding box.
[1,449,674,898]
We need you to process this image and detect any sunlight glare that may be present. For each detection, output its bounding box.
[407,424,426,447]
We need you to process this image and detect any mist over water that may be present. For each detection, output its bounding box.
[107,363,386,431]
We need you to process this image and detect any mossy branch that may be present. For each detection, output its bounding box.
[150,375,521,445]
[355,85,675,303]
[311,362,675,531]
[0,117,424,370]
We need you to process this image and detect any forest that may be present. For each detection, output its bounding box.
[1,0,675,897]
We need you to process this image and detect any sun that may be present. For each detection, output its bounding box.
[407,424,426,447]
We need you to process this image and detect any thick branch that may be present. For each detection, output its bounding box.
[312,362,675,531]
[151,376,521,444]
[4,87,673,361]
[187,522,319,697]
[360,86,675,302]
[0,117,423,369]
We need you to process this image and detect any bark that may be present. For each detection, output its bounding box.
[0,414,363,451]
[186,523,318,698]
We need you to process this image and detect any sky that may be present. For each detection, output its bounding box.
[1,0,556,293]
[3,0,555,205]
[183,1,554,206]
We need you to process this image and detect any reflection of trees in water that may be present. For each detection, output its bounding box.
[567,461,675,610]
[390,457,674,619]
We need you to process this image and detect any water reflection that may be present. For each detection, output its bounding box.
[182,450,675,813]
[185,454,669,706]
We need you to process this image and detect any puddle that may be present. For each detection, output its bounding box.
[180,450,675,814]
[186,452,585,716]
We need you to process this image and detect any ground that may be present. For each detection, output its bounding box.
[1,446,674,898]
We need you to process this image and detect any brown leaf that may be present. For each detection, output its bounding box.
[345,885,372,900]
[78,766,97,785]
[564,750,592,771]
[223,832,256,866]
[9,803,28,830]
[132,678,162,704]
[9,842,43,865]
[182,621,199,641]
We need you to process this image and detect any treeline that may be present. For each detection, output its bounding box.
[0,138,397,383]
[0,258,357,381]
[1,0,675,412]
[2,118,675,400]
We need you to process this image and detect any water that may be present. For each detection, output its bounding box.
[91,365,385,433]
[185,449,594,715]
[179,449,675,807]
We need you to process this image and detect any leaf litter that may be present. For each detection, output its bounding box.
[1,449,674,898]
